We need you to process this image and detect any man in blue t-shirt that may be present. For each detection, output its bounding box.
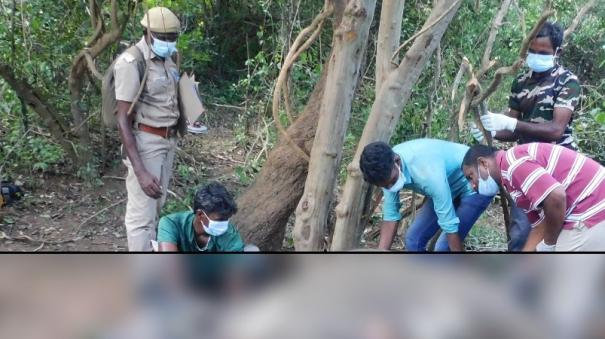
[359,139,493,251]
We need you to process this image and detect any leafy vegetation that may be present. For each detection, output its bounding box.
[0,0,603,250]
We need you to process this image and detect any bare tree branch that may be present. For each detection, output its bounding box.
[512,0,526,39]
[450,57,469,103]
[83,50,103,80]
[518,9,554,58]
[272,1,334,162]
[390,0,461,63]
[564,0,597,41]
[471,10,554,106]
[480,0,512,74]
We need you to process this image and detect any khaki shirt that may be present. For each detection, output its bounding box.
[114,37,180,128]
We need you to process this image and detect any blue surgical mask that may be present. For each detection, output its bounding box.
[386,164,406,193]
[202,211,229,236]
[477,165,499,196]
[526,52,555,73]
[151,35,177,58]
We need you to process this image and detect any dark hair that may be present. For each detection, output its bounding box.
[462,145,499,169]
[359,142,395,185]
[536,21,564,50]
[193,182,238,220]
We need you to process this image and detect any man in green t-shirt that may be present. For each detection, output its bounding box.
[157,182,245,252]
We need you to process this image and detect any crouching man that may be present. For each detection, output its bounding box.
[462,143,605,251]
[359,139,493,252]
[157,182,253,252]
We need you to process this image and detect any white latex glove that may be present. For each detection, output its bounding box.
[470,123,496,143]
[480,112,518,132]
[536,239,556,252]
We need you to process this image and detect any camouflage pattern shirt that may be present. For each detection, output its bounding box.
[508,64,581,149]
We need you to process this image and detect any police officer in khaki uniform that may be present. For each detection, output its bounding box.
[114,7,185,251]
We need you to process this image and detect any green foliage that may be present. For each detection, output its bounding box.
[1,0,604,181]
[0,85,64,176]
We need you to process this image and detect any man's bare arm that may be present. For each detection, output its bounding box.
[514,107,572,142]
[378,221,399,250]
[116,100,162,199]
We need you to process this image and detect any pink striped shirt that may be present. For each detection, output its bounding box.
[496,143,605,229]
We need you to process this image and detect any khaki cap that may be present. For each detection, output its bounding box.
[140,7,180,33]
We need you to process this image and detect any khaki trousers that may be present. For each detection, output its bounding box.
[556,219,605,251]
[123,130,176,251]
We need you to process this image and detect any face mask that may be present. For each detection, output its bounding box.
[202,211,229,236]
[526,52,555,73]
[477,165,499,196]
[386,164,406,193]
[151,35,177,58]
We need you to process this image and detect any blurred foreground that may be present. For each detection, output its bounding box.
[0,255,604,339]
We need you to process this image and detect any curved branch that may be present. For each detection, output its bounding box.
[279,3,333,123]
[283,16,328,120]
[518,9,554,58]
[563,0,597,41]
[83,50,103,80]
[512,0,526,40]
[86,18,104,47]
[471,59,523,106]
[450,57,470,102]
[480,0,512,71]
[471,9,554,107]
[390,0,461,63]
[271,3,334,162]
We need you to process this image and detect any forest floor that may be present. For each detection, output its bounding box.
[0,119,508,252]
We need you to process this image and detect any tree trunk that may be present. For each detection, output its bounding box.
[331,0,461,250]
[232,70,328,251]
[355,0,406,245]
[375,0,405,93]
[233,0,349,251]
[293,0,376,251]
[68,0,134,167]
[0,63,78,167]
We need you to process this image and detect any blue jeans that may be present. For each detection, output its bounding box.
[404,194,493,252]
[508,203,532,251]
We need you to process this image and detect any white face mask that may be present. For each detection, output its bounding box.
[386,163,406,193]
[526,51,556,73]
[202,211,229,236]
[477,165,499,196]
[151,35,177,58]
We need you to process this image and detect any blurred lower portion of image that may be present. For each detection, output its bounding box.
[0,255,603,339]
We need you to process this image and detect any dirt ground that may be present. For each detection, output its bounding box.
[0,126,248,252]
[0,124,508,252]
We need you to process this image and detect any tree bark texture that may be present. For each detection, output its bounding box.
[293,0,377,251]
[331,0,462,250]
[233,0,349,251]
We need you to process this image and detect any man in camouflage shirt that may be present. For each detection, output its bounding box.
[471,21,582,251]
[473,21,581,150]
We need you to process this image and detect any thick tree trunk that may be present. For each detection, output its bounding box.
[233,0,349,251]
[293,0,376,251]
[331,0,461,250]
[232,70,328,250]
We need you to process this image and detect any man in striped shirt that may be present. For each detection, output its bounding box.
[462,143,605,251]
